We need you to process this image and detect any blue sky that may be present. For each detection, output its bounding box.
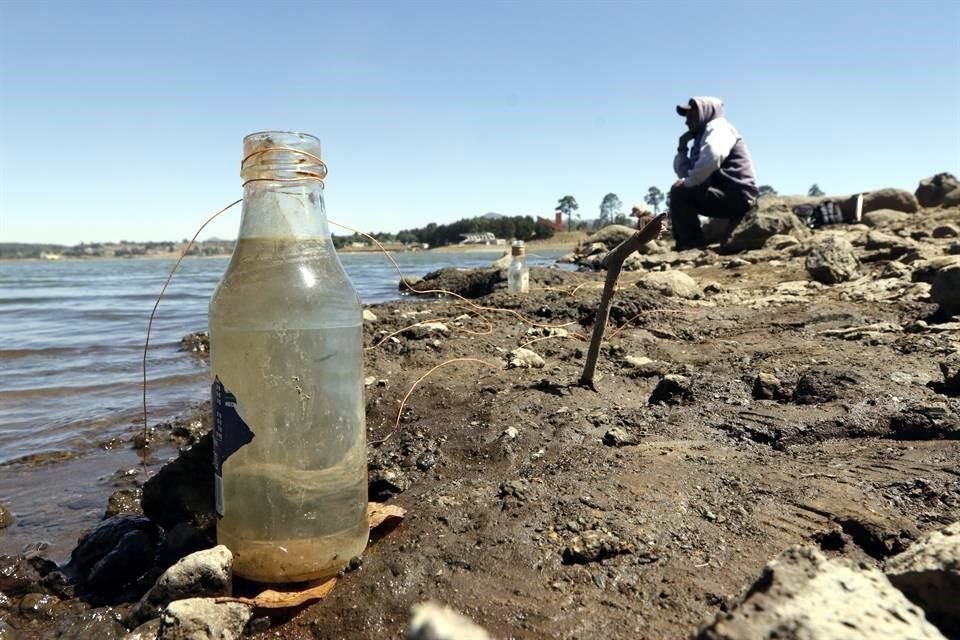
[1,0,958,245]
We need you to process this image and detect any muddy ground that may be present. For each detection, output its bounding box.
[4,205,960,639]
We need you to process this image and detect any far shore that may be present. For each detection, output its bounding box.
[1,232,589,262]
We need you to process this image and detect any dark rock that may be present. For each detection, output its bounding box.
[403,266,577,299]
[157,523,213,570]
[368,466,410,501]
[805,236,860,284]
[415,452,437,471]
[792,367,862,405]
[0,504,13,529]
[915,172,960,208]
[880,261,912,279]
[649,374,693,405]
[85,529,153,590]
[562,531,633,564]
[890,405,960,440]
[142,433,215,533]
[54,608,127,640]
[18,592,60,619]
[246,616,273,635]
[752,372,789,401]
[69,516,161,577]
[603,427,640,447]
[944,188,960,207]
[104,488,143,519]
[933,224,960,239]
[813,529,848,551]
[931,264,960,313]
[180,331,209,354]
[0,555,45,596]
[402,322,449,340]
[937,360,960,396]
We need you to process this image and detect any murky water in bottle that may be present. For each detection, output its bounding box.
[212,325,368,582]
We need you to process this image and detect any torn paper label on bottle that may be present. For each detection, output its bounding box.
[212,376,255,517]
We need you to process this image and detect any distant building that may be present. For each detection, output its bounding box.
[459,232,497,245]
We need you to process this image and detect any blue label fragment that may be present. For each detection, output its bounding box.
[212,376,255,517]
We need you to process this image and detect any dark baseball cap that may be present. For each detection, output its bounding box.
[676,99,695,116]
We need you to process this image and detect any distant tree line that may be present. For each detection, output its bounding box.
[331,214,557,249]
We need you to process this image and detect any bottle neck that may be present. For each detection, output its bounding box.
[238,181,331,240]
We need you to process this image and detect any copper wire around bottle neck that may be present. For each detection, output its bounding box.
[240,146,328,187]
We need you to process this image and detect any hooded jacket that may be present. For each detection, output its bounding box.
[674,97,758,200]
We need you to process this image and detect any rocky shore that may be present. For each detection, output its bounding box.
[0,175,958,639]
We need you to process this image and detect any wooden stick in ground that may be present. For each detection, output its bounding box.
[578,214,666,390]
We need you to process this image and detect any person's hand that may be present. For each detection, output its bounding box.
[677,131,694,153]
[673,178,685,189]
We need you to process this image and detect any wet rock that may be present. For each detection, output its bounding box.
[916,172,960,208]
[885,521,960,638]
[881,261,912,279]
[0,555,46,596]
[180,332,209,354]
[0,504,13,529]
[157,523,213,570]
[142,433,215,533]
[845,188,919,217]
[416,452,437,471]
[649,375,693,405]
[695,546,944,640]
[407,601,492,640]
[399,275,424,292]
[125,617,162,640]
[85,529,154,590]
[18,592,59,619]
[55,608,127,640]
[890,404,960,440]
[603,428,640,447]
[160,598,253,640]
[863,209,910,227]
[403,322,449,340]
[562,531,633,564]
[805,236,860,284]
[105,489,143,519]
[623,356,670,378]
[636,271,701,299]
[129,546,232,627]
[362,309,378,322]
[70,516,160,577]
[792,367,862,405]
[722,209,810,254]
[508,348,545,369]
[752,372,788,401]
[933,224,960,239]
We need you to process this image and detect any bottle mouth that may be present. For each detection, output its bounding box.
[241,131,327,185]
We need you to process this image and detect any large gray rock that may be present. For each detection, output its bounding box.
[885,522,960,637]
[916,173,960,208]
[805,236,860,284]
[695,546,946,640]
[843,188,919,217]
[636,270,701,299]
[722,209,810,253]
[159,598,252,640]
[406,602,491,640]
[130,546,232,626]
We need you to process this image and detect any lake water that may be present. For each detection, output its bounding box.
[0,248,569,555]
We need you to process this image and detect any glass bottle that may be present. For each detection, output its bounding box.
[507,240,529,293]
[209,131,368,583]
